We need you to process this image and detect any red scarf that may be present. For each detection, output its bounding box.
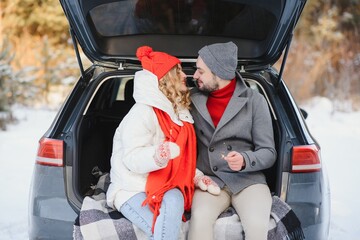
[143,108,197,232]
[206,78,236,127]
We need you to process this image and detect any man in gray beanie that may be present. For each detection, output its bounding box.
[189,42,276,240]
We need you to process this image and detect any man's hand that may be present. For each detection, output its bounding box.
[194,169,220,195]
[223,151,246,171]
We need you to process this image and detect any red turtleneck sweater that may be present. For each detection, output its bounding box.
[206,78,236,127]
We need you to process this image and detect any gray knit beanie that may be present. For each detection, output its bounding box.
[198,41,238,80]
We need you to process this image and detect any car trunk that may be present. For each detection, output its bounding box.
[71,69,282,207]
[59,0,308,206]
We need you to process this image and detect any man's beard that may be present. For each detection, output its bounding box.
[197,77,219,93]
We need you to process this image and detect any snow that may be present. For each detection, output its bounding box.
[0,97,359,239]
[0,107,57,239]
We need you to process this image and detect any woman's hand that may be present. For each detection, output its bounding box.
[154,141,180,167]
[194,169,220,195]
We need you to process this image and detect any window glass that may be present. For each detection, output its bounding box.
[89,0,277,40]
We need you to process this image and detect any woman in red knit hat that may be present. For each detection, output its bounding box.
[106,46,197,239]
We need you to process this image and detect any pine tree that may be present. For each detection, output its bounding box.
[0,40,15,130]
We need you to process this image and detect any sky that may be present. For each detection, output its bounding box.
[0,97,359,239]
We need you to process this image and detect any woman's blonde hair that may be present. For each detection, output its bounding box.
[158,64,191,114]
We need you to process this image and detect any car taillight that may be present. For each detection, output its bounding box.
[36,138,64,167]
[291,145,321,173]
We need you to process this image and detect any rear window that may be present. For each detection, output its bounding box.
[89,0,278,41]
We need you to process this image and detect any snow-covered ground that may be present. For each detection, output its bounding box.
[301,97,360,239]
[0,97,359,239]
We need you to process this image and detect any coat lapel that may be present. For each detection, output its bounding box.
[191,91,215,129]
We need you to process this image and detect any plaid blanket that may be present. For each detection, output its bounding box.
[73,173,304,240]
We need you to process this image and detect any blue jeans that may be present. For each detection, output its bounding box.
[120,188,184,240]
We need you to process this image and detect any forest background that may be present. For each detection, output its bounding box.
[1,0,360,129]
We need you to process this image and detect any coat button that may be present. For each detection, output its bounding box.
[251,161,256,166]
[213,166,218,171]
[227,145,232,151]
[209,147,214,152]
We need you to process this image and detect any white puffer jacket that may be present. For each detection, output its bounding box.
[106,70,194,210]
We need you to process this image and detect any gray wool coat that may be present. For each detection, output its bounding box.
[190,73,277,194]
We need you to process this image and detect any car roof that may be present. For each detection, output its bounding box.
[60,0,306,69]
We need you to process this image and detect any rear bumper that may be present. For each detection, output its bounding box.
[28,165,77,239]
[286,171,331,240]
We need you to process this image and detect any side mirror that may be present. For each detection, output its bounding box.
[300,108,308,119]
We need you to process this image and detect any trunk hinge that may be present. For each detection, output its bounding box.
[118,62,125,70]
[239,65,246,73]
[69,28,85,79]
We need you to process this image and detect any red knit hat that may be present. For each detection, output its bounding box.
[136,46,181,80]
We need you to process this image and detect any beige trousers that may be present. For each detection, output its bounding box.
[188,184,272,240]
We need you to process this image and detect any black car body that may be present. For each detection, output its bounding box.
[28,0,330,239]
